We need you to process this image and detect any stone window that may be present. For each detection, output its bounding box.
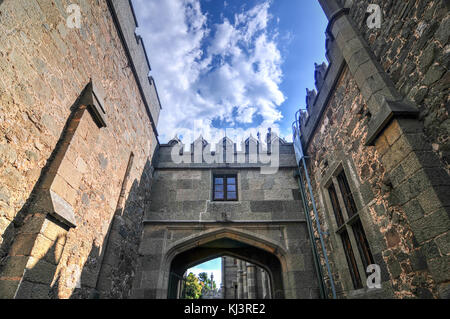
[326,169,374,290]
[340,229,363,289]
[328,183,345,227]
[213,174,238,201]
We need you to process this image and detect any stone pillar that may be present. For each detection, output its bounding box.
[242,270,248,299]
[238,261,248,299]
[261,271,268,299]
[246,264,257,299]
[262,270,271,299]
[237,260,244,299]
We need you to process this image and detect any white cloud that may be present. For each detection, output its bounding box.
[133,0,286,144]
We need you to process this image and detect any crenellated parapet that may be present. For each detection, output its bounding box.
[107,0,163,133]
[299,29,346,149]
[155,130,297,170]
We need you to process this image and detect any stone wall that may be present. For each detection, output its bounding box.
[347,0,449,174]
[300,0,449,299]
[0,0,159,299]
[132,140,320,299]
[221,257,270,299]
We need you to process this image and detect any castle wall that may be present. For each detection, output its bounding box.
[300,0,449,299]
[0,0,160,298]
[132,140,320,299]
[221,256,270,299]
[347,0,449,174]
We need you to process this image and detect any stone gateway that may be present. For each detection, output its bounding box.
[0,0,448,299]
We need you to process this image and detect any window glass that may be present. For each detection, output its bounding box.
[352,219,375,270]
[337,171,358,217]
[341,230,363,289]
[214,192,224,200]
[328,183,345,227]
[228,192,237,200]
[213,175,237,201]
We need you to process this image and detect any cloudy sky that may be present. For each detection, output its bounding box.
[132,0,328,144]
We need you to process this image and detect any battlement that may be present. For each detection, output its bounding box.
[108,0,162,130]
[155,130,297,169]
[299,31,346,148]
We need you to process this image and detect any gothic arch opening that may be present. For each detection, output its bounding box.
[167,236,284,299]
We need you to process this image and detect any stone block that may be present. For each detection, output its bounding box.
[428,255,450,283]
[341,35,367,63]
[264,189,293,201]
[51,174,77,207]
[383,120,402,146]
[23,258,57,285]
[176,179,193,190]
[58,158,82,190]
[138,238,165,255]
[10,233,38,257]
[0,279,20,299]
[435,232,450,256]
[176,189,209,201]
[182,201,207,214]
[402,199,425,222]
[288,254,305,271]
[282,200,303,213]
[410,208,450,244]
[250,201,283,213]
[375,134,390,156]
[347,46,371,75]
[416,186,450,215]
[240,190,265,201]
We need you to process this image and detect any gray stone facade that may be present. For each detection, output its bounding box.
[222,257,271,299]
[131,137,319,299]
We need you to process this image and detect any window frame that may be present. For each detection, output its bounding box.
[213,174,238,202]
[324,166,375,291]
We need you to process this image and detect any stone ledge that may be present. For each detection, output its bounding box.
[33,190,77,228]
[365,99,420,146]
[79,81,107,128]
[143,220,306,224]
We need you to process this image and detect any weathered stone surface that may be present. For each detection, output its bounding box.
[0,0,159,299]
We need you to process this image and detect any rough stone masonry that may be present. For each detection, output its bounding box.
[0,0,449,299]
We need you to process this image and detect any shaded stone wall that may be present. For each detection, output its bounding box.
[347,0,449,174]
[222,256,270,299]
[0,0,159,299]
[300,0,449,299]
[222,256,238,299]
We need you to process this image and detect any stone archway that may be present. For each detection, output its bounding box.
[167,235,284,299]
[131,223,319,299]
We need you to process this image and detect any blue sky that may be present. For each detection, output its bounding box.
[132,0,328,143]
